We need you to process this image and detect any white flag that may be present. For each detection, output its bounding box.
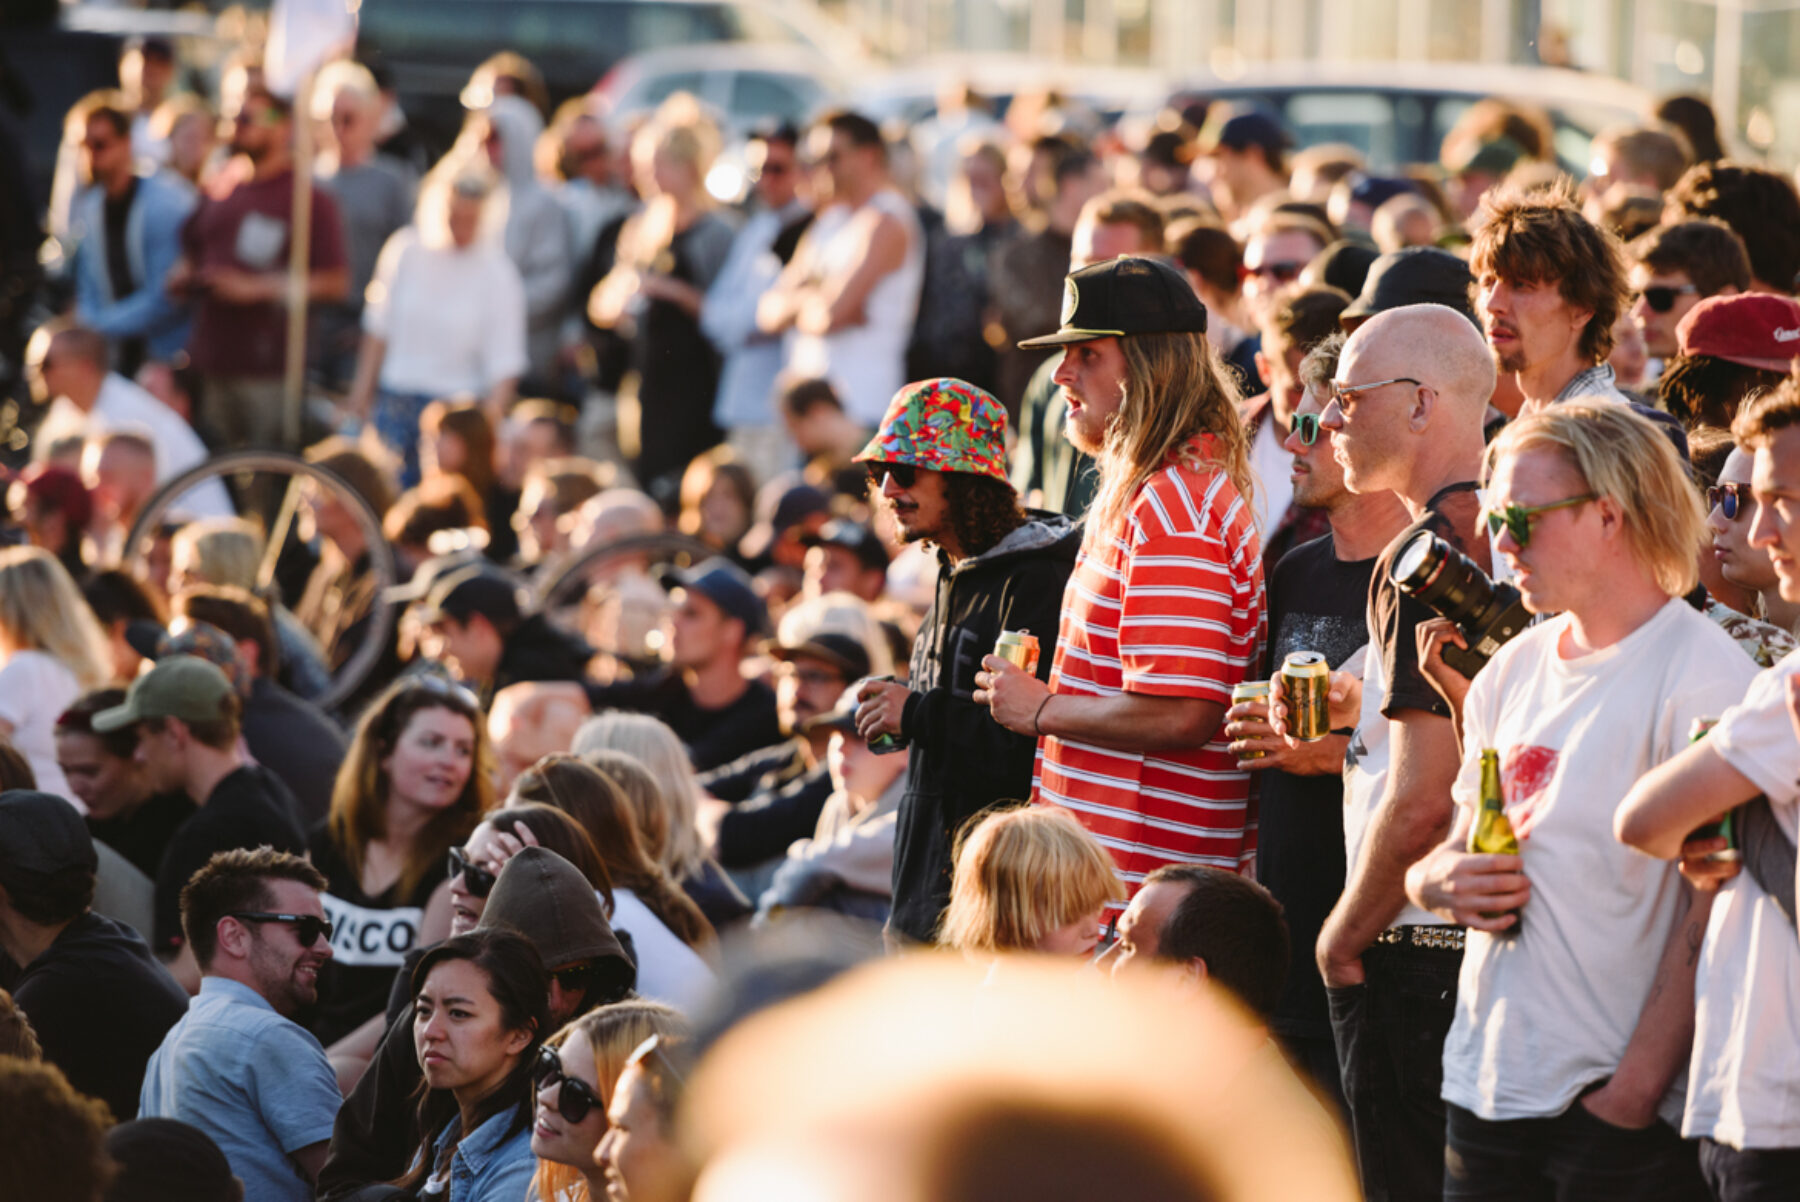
[265,0,358,98]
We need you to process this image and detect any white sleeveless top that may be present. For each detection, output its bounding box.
[787,189,924,425]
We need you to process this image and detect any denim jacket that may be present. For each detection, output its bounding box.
[68,171,194,360]
[426,1102,536,1200]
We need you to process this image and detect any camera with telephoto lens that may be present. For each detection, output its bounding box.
[1390,530,1532,679]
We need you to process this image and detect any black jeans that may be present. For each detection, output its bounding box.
[1445,1098,1708,1201]
[1700,1139,1800,1201]
[1328,938,1461,1202]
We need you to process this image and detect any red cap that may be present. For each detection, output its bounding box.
[19,464,92,530]
[1676,293,1800,372]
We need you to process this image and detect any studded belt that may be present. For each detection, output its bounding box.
[1373,925,1466,952]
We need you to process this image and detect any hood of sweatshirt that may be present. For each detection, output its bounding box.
[480,847,636,997]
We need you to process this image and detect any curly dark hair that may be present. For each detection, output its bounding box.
[944,473,1028,560]
[1658,354,1788,430]
[1667,161,1800,291]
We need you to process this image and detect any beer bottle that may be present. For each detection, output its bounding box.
[1468,748,1523,935]
[1686,718,1740,862]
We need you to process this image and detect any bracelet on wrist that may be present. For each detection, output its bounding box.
[1032,694,1053,737]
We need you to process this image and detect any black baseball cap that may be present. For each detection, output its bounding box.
[657,557,770,638]
[418,567,524,628]
[1018,256,1209,349]
[1341,247,1478,329]
[801,519,889,572]
[0,790,97,875]
[769,631,873,682]
[1198,107,1291,160]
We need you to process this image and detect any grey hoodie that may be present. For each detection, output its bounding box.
[483,95,573,379]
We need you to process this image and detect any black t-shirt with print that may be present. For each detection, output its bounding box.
[1257,534,1378,1041]
[1369,481,1492,720]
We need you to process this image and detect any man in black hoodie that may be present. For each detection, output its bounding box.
[417,566,592,704]
[315,846,635,1200]
[853,378,1079,945]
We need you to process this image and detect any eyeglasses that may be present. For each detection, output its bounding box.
[865,462,916,490]
[1482,494,1596,547]
[228,912,333,947]
[447,847,497,898]
[1329,376,1421,410]
[533,1044,606,1124]
[1292,413,1322,446]
[1638,284,1699,313]
[1708,482,1750,522]
[1241,260,1306,284]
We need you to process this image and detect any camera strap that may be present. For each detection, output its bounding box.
[1739,797,1797,930]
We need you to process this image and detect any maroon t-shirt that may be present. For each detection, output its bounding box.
[180,170,347,377]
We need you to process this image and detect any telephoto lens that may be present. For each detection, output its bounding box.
[1390,531,1532,678]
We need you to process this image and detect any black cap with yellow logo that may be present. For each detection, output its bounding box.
[1017,255,1209,349]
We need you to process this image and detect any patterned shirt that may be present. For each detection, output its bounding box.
[1033,439,1265,894]
[1704,598,1798,669]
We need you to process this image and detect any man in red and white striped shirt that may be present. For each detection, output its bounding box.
[976,255,1265,898]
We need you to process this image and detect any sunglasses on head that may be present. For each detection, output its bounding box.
[533,1044,606,1124]
[229,912,333,947]
[407,673,481,709]
[1708,482,1750,521]
[1638,284,1699,313]
[1482,494,1596,547]
[1293,413,1322,446]
[865,461,916,490]
[448,847,497,898]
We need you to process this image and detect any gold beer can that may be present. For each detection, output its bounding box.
[1231,680,1272,759]
[1282,651,1331,742]
[994,629,1040,676]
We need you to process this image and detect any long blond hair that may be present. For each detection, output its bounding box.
[531,1000,689,1202]
[0,547,111,689]
[1485,401,1704,598]
[1085,330,1253,545]
[940,805,1124,952]
[570,711,708,882]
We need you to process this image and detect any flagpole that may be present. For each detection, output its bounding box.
[282,70,315,452]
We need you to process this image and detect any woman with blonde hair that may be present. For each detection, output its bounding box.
[587,92,736,498]
[308,676,496,1051]
[940,805,1123,957]
[0,547,112,799]
[530,1001,689,1202]
[570,710,746,926]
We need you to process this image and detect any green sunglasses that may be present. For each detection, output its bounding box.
[1293,413,1322,446]
[1482,494,1595,546]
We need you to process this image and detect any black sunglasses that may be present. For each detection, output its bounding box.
[1638,284,1699,313]
[533,1044,606,1125]
[549,963,596,994]
[865,461,916,490]
[229,912,333,947]
[1708,482,1749,522]
[448,847,497,898]
[1293,413,1322,446]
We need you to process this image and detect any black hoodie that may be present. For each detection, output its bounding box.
[316,848,634,1200]
[887,515,1081,944]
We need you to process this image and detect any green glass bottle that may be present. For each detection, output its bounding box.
[1468,749,1522,936]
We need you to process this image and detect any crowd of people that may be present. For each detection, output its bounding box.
[2,25,1800,1202]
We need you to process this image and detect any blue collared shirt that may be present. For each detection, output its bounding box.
[139,976,341,1202]
[422,1101,537,1200]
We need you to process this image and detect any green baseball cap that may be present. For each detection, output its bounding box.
[93,655,236,732]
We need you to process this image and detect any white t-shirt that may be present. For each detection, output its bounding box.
[0,650,84,805]
[1688,651,1800,1149]
[607,888,714,1015]
[363,229,529,398]
[1246,411,1294,539]
[1442,599,1757,1124]
[1342,639,1444,930]
[37,375,234,519]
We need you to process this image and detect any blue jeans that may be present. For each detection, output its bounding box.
[1445,1097,1708,1201]
[1700,1139,1800,1201]
[372,388,434,489]
[1328,938,1461,1202]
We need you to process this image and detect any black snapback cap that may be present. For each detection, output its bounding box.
[1018,256,1209,349]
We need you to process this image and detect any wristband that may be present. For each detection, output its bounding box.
[1032,694,1053,737]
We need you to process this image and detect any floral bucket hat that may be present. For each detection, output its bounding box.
[853,378,1010,483]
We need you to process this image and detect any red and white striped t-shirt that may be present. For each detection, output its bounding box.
[1033,446,1265,895]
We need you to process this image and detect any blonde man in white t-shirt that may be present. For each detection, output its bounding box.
[1618,380,1800,1201]
[1407,402,1749,1201]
